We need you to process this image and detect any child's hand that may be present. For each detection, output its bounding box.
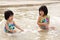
[9,30,13,33]
[43,23,48,26]
[43,23,49,30]
[20,29,24,31]
[9,30,16,33]
[13,30,16,33]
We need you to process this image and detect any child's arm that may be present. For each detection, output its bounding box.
[13,21,23,31]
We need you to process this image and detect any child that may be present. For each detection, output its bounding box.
[37,5,50,31]
[4,10,23,33]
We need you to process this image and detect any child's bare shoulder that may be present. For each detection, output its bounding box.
[5,21,8,24]
[39,16,42,19]
[13,21,16,24]
[38,16,42,20]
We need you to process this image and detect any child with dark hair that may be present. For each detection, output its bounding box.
[4,10,23,33]
[37,5,55,31]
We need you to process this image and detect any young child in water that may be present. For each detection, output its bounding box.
[37,5,55,31]
[4,10,23,33]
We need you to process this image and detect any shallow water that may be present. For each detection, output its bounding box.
[0,2,60,40]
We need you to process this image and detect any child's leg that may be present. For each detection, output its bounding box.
[38,26,49,32]
[50,26,56,30]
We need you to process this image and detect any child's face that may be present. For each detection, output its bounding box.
[39,11,44,16]
[8,16,13,21]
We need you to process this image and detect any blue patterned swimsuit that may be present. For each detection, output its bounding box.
[4,23,15,33]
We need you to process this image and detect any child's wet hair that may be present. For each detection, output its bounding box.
[39,5,48,16]
[4,10,14,20]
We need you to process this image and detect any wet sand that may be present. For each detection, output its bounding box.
[0,1,60,40]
